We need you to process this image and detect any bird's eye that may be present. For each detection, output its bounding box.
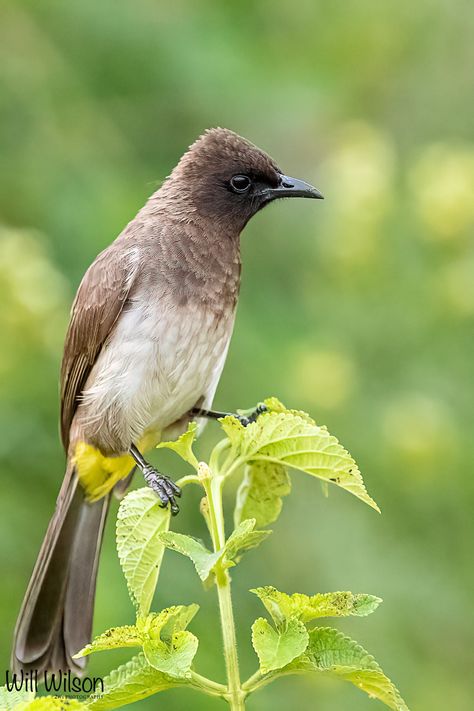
[230,175,252,193]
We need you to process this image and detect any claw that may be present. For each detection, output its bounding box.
[170,480,182,496]
[163,478,182,498]
[237,415,251,426]
[142,466,180,514]
[237,403,268,427]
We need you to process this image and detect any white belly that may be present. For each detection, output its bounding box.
[77,292,235,452]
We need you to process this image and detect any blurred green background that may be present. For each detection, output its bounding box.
[1,1,473,709]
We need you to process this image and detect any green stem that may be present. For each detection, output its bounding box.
[175,473,201,488]
[203,475,246,710]
[242,669,277,694]
[189,671,227,698]
[204,476,224,553]
[219,455,246,482]
[217,579,245,709]
[242,670,262,691]
[209,438,231,473]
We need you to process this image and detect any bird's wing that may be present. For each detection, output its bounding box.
[60,244,139,450]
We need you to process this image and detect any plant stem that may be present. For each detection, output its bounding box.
[242,669,277,694]
[217,576,245,709]
[203,474,246,710]
[205,476,224,552]
[175,473,201,488]
[189,671,227,698]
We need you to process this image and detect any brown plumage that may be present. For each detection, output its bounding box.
[12,128,322,676]
[60,246,138,450]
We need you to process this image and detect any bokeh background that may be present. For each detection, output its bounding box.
[1,1,473,709]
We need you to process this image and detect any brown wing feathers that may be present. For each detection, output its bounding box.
[60,245,138,450]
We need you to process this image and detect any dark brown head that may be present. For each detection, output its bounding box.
[164,127,323,231]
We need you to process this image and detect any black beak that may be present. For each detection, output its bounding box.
[260,174,324,201]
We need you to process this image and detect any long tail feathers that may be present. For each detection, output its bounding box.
[12,464,110,675]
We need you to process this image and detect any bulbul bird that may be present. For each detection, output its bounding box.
[12,128,322,676]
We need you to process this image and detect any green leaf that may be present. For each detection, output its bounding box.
[116,488,170,616]
[158,531,221,580]
[0,686,35,710]
[262,396,289,413]
[160,521,268,578]
[251,617,309,674]
[223,409,379,512]
[145,604,199,641]
[137,604,199,640]
[141,606,199,675]
[263,397,317,424]
[75,605,200,681]
[251,587,382,626]
[88,653,183,710]
[234,461,291,528]
[219,415,246,447]
[156,422,199,469]
[16,700,86,710]
[74,625,141,658]
[143,630,199,678]
[285,627,409,711]
[224,518,271,565]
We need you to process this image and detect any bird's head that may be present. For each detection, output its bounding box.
[164,127,323,231]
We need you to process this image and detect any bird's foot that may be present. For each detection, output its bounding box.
[192,402,268,427]
[142,466,181,515]
[129,443,181,514]
[235,402,268,427]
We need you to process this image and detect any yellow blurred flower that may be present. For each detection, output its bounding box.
[318,121,396,267]
[325,122,396,216]
[291,347,357,409]
[382,393,458,482]
[409,143,474,240]
[0,227,68,371]
[438,256,474,317]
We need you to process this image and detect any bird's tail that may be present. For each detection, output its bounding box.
[12,463,110,675]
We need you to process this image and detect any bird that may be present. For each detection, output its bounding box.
[12,127,323,676]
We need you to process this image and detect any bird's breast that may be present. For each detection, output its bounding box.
[79,290,235,452]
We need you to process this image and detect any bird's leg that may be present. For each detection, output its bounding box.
[192,402,268,427]
[129,444,181,515]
